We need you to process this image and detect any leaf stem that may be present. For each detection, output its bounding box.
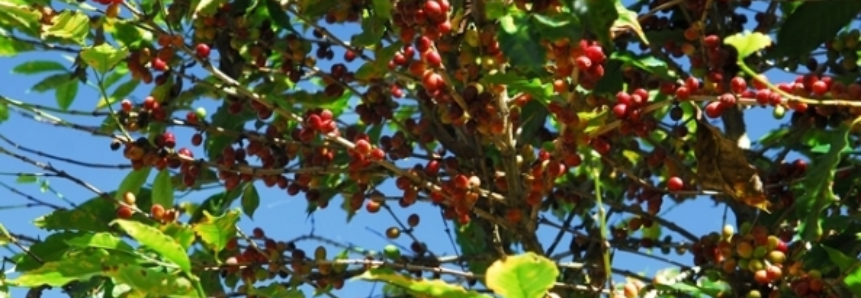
[591,160,612,289]
[94,71,132,141]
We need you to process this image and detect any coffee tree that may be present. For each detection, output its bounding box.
[0,0,860,297]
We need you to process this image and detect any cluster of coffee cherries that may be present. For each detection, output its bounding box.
[612,89,659,137]
[546,39,607,91]
[292,109,339,143]
[115,192,181,224]
[356,84,397,126]
[763,159,807,210]
[689,224,799,297]
[117,96,168,132]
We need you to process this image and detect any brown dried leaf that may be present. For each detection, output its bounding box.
[695,119,770,212]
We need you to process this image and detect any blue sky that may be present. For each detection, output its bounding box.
[0,1,802,297]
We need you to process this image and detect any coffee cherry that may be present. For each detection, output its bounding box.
[385,227,401,239]
[703,35,720,48]
[365,200,381,213]
[730,77,747,94]
[369,148,386,161]
[123,192,136,205]
[121,99,133,112]
[162,132,176,148]
[143,96,156,110]
[452,174,469,189]
[151,204,166,220]
[195,43,211,58]
[704,101,724,118]
[753,269,770,284]
[584,46,606,64]
[354,139,371,155]
[667,176,684,191]
[675,86,690,100]
[616,92,632,105]
[344,50,357,62]
[422,50,442,67]
[191,133,203,146]
[178,147,193,159]
[612,104,628,119]
[116,205,133,219]
[574,56,592,69]
[811,80,828,96]
[407,214,420,227]
[252,227,265,238]
[151,57,168,71]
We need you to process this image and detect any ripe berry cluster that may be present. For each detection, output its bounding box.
[117,96,168,132]
[547,39,607,91]
[613,88,659,137]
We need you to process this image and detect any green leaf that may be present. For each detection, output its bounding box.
[846,267,861,297]
[355,267,491,298]
[595,59,623,94]
[55,79,78,111]
[161,223,196,250]
[192,209,239,253]
[65,232,135,253]
[115,168,152,203]
[0,272,7,298]
[297,0,336,18]
[152,169,175,208]
[34,198,115,232]
[613,3,648,45]
[195,0,227,16]
[98,79,141,109]
[354,63,380,82]
[480,73,552,103]
[821,245,854,273]
[352,17,385,47]
[11,60,67,75]
[0,103,8,125]
[241,183,260,219]
[531,13,581,43]
[205,101,256,160]
[797,124,849,241]
[106,265,198,297]
[16,175,37,184]
[30,73,73,93]
[610,51,675,80]
[247,283,304,298]
[0,34,34,57]
[485,252,559,298]
[102,67,129,88]
[80,44,129,75]
[497,14,545,75]
[0,223,10,246]
[106,19,152,48]
[372,0,392,19]
[12,232,81,272]
[9,249,138,287]
[190,187,244,223]
[484,0,507,20]
[0,3,42,36]
[112,219,191,273]
[264,0,293,31]
[773,1,861,57]
[42,10,90,45]
[724,31,772,60]
[576,0,618,47]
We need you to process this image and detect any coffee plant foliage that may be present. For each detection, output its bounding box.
[0,0,861,297]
